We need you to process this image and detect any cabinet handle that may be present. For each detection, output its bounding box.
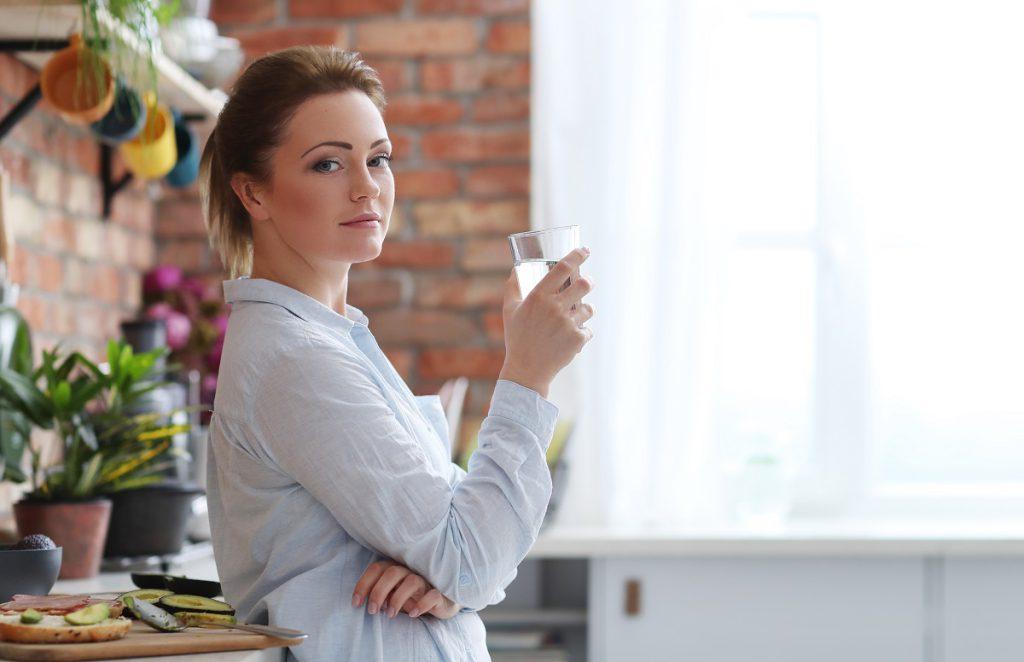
[624,578,641,616]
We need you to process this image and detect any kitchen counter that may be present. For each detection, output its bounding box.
[528,520,1024,557]
[52,554,285,662]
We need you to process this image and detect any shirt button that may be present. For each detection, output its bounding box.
[459,573,470,585]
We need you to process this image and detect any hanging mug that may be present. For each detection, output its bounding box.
[40,34,115,125]
[91,79,146,145]
[120,92,177,179]
[165,109,200,188]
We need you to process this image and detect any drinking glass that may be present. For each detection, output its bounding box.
[507,225,582,300]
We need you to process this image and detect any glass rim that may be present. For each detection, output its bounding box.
[507,224,580,240]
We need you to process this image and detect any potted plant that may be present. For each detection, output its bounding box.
[0,340,190,578]
[79,0,182,102]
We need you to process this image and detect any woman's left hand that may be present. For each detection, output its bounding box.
[352,559,461,619]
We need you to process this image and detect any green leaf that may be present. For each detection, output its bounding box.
[51,381,72,413]
[0,367,53,428]
[72,453,103,498]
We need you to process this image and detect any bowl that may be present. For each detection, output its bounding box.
[0,546,63,602]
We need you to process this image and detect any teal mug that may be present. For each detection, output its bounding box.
[165,109,200,188]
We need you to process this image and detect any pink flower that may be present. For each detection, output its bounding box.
[143,265,183,296]
[181,276,208,301]
[211,313,229,338]
[146,303,191,350]
[201,373,218,399]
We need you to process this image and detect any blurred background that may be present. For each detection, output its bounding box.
[1,0,1023,660]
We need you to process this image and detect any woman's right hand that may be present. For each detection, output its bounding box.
[498,247,595,399]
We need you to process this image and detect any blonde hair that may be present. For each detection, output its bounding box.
[199,47,387,278]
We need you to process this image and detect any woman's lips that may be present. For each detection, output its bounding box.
[340,220,380,229]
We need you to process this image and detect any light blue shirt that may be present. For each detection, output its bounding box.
[206,277,559,661]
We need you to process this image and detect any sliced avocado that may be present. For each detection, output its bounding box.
[177,611,237,627]
[19,608,42,624]
[158,594,235,615]
[119,589,174,603]
[64,603,110,626]
[164,576,223,599]
[124,596,185,633]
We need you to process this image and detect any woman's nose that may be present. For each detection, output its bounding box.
[350,166,380,201]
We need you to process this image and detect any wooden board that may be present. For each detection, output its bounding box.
[0,621,303,661]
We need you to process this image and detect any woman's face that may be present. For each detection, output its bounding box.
[251,89,394,269]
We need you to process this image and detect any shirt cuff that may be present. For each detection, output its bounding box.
[487,379,560,442]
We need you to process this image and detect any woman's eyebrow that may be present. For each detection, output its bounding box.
[300,138,390,158]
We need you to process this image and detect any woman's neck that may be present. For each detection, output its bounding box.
[250,257,351,316]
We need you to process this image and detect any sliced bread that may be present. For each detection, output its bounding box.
[0,614,131,644]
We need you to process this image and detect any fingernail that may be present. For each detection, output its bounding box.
[388,607,397,618]
[408,609,420,618]
[368,601,378,614]
[582,246,591,255]
[352,594,361,608]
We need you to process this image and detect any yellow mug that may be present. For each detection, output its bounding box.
[119,92,177,179]
[40,34,115,125]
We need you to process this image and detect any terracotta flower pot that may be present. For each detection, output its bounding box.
[13,498,112,580]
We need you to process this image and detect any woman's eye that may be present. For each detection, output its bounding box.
[314,160,341,173]
[369,154,392,168]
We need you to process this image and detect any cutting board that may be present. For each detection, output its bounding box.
[0,621,303,661]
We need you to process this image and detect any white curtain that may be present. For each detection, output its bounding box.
[532,0,738,528]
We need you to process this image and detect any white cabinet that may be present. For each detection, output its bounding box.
[589,558,925,662]
[944,559,1024,662]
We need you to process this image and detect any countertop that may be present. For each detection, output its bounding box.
[528,520,1024,557]
[52,554,284,662]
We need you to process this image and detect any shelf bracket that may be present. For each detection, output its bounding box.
[101,143,133,220]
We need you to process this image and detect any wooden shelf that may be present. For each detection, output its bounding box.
[0,0,226,123]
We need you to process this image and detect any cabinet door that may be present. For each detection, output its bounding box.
[590,557,923,662]
[944,559,1024,662]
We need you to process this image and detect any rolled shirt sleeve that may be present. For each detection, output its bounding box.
[252,342,559,611]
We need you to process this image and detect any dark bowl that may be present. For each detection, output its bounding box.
[0,546,63,602]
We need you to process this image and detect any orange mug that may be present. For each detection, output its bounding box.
[40,34,115,125]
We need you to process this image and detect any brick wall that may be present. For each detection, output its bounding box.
[160,0,532,448]
[0,55,157,364]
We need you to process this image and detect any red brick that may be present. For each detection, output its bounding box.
[211,0,277,24]
[389,132,416,160]
[92,265,121,304]
[374,240,456,269]
[363,58,412,93]
[395,168,459,199]
[465,164,529,197]
[37,253,63,294]
[421,128,528,162]
[157,240,210,272]
[110,191,155,232]
[472,91,529,122]
[421,57,529,92]
[416,0,528,14]
[347,274,404,309]
[128,234,157,271]
[120,269,142,311]
[415,275,505,308]
[384,95,464,126]
[381,346,414,381]
[70,135,100,176]
[482,310,505,343]
[371,310,479,345]
[291,0,403,18]
[418,347,505,379]
[106,225,131,267]
[462,237,512,272]
[75,302,105,340]
[229,26,349,59]
[486,20,530,53]
[0,54,34,100]
[413,200,528,236]
[156,198,209,239]
[0,150,31,190]
[16,292,46,334]
[41,213,75,254]
[355,20,479,56]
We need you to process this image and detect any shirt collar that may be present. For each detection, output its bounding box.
[222,277,369,332]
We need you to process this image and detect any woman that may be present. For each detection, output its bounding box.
[199,46,594,661]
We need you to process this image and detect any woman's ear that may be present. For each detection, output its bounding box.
[230,173,270,222]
